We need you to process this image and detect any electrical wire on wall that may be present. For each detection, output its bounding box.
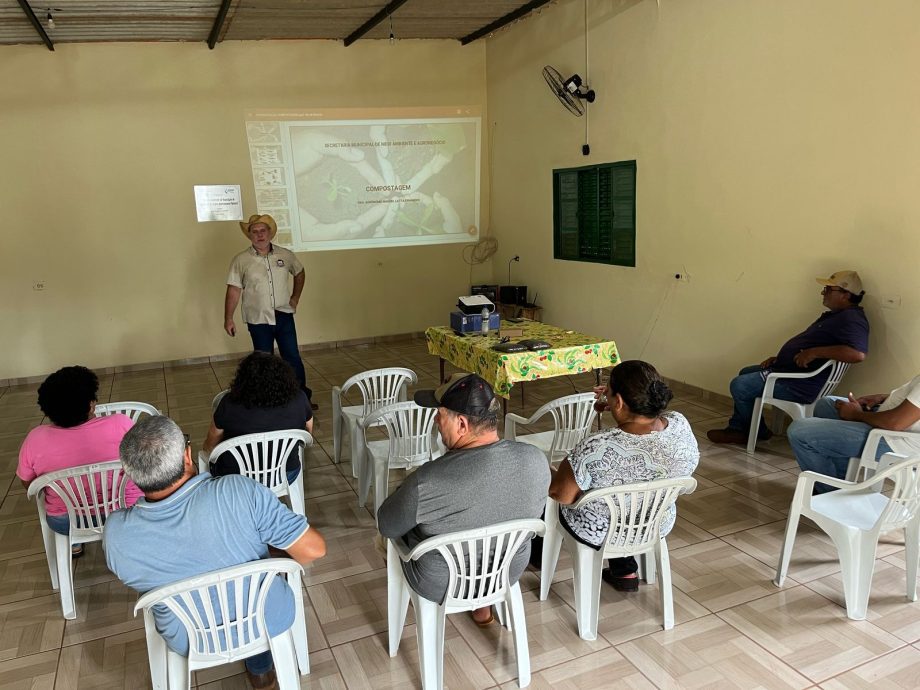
[463,119,499,285]
[583,0,590,156]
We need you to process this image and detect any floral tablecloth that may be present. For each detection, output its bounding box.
[425,320,620,398]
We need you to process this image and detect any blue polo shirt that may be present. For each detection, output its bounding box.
[770,306,869,399]
[104,473,309,655]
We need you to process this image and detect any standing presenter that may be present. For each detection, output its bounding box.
[224,214,314,405]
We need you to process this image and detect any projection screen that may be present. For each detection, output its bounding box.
[244,107,481,252]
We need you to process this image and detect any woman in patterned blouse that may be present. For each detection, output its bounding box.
[548,360,700,591]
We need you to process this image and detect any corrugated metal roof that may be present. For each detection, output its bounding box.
[0,0,555,48]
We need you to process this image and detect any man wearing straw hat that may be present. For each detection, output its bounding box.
[224,214,313,404]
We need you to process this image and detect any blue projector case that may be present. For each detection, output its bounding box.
[451,311,500,334]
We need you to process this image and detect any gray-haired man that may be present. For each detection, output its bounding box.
[104,416,325,690]
[377,373,550,625]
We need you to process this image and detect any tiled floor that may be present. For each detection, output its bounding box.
[1,338,918,689]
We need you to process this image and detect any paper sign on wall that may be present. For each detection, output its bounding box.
[194,185,243,222]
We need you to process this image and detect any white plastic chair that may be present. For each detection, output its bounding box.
[204,430,312,516]
[134,559,309,690]
[211,389,229,414]
[845,428,920,483]
[746,360,851,453]
[774,455,920,620]
[26,460,130,619]
[388,519,545,689]
[504,393,598,465]
[360,401,440,513]
[540,476,697,640]
[95,401,160,422]
[331,367,416,479]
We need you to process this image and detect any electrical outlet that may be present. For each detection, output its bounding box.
[673,272,690,283]
[33,281,46,291]
[881,294,901,309]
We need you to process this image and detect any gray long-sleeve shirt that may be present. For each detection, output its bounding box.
[378,439,550,603]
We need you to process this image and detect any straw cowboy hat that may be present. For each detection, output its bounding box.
[239,214,277,240]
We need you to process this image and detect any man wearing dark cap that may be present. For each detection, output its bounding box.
[224,213,313,404]
[377,373,550,625]
[708,270,869,445]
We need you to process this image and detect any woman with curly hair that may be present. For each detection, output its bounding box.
[17,366,143,557]
[203,352,313,482]
[548,360,699,591]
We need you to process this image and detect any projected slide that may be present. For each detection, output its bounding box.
[245,107,481,252]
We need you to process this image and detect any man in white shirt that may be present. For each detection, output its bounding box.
[787,376,920,492]
[223,214,313,404]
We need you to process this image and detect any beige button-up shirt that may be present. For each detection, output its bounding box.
[227,245,304,326]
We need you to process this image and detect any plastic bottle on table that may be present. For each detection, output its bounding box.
[481,307,490,336]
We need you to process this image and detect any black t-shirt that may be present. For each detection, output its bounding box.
[211,391,313,476]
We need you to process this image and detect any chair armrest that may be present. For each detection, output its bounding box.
[503,412,528,440]
[861,428,919,461]
[764,359,834,383]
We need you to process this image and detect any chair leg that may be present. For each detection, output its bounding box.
[774,499,804,587]
[270,632,300,690]
[905,520,919,602]
[332,394,342,464]
[54,533,76,620]
[388,542,411,657]
[143,614,169,690]
[373,459,388,515]
[638,551,657,585]
[746,396,765,453]
[657,539,674,630]
[166,649,190,690]
[288,472,306,517]
[350,422,363,480]
[412,595,443,690]
[357,449,373,507]
[571,542,604,641]
[838,532,878,620]
[289,578,310,676]
[38,517,60,591]
[540,500,563,601]
[507,582,532,688]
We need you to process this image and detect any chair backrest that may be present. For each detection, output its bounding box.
[402,519,545,609]
[816,360,850,399]
[26,460,130,538]
[362,401,438,468]
[134,559,303,665]
[342,368,417,417]
[873,456,920,532]
[95,401,160,422]
[207,430,313,490]
[537,393,598,459]
[571,475,697,555]
[211,390,229,414]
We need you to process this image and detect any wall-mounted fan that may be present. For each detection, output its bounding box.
[542,65,596,117]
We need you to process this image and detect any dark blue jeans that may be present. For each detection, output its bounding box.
[244,650,274,675]
[247,311,311,400]
[727,364,814,438]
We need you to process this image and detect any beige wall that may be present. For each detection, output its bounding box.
[0,39,488,380]
[486,0,920,395]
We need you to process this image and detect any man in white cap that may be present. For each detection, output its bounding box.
[224,214,313,404]
[708,270,869,445]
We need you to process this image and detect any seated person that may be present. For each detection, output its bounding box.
[788,375,920,492]
[105,416,326,690]
[550,360,699,591]
[17,365,143,557]
[377,373,549,625]
[203,352,313,484]
[708,270,869,445]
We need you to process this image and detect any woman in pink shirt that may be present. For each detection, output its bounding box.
[17,366,143,557]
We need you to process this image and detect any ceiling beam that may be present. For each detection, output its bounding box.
[16,0,54,52]
[343,0,409,47]
[460,0,554,46]
[207,0,233,49]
